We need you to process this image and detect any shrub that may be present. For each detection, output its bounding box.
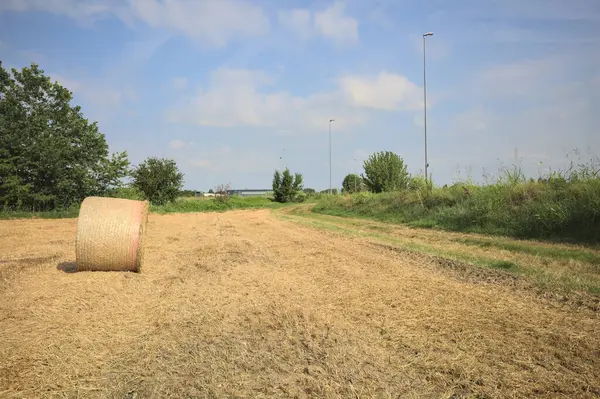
[273,168,303,203]
[131,157,184,205]
[362,151,409,193]
[214,183,231,203]
[342,174,364,193]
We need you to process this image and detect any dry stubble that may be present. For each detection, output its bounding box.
[0,210,598,398]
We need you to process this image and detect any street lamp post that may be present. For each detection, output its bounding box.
[353,157,358,193]
[423,32,433,185]
[329,119,335,195]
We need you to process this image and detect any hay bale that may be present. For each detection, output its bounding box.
[76,196,149,272]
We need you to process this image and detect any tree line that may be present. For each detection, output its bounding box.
[0,62,184,210]
[2,62,422,209]
[273,151,424,203]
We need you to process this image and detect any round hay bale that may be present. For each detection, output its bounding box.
[76,196,149,272]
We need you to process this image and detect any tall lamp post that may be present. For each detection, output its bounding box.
[423,32,433,185]
[329,119,335,194]
[353,157,358,193]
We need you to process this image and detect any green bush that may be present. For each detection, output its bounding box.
[362,151,409,193]
[131,157,184,205]
[342,174,364,193]
[273,168,303,203]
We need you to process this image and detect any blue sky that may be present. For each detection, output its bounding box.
[1,0,599,191]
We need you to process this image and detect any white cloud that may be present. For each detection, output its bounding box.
[470,0,600,22]
[190,159,212,168]
[452,108,492,134]
[476,56,568,99]
[314,2,359,44]
[439,54,600,181]
[187,145,275,175]
[171,77,188,90]
[51,74,123,106]
[126,0,269,47]
[0,0,116,27]
[339,71,422,111]
[278,9,313,40]
[168,140,188,149]
[50,73,130,122]
[1,0,269,47]
[278,2,359,44]
[165,68,355,130]
[165,67,421,132]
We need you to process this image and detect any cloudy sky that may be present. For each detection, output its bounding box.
[1,0,599,191]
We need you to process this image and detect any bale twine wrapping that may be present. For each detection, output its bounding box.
[76,196,149,272]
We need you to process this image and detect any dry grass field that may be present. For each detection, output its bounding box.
[1,209,599,398]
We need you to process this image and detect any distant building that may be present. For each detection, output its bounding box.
[227,189,272,197]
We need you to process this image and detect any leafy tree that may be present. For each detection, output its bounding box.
[131,157,184,205]
[303,188,316,195]
[208,189,214,194]
[272,168,303,203]
[342,173,363,193]
[362,151,409,193]
[0,62,129,210]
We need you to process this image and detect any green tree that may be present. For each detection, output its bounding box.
[131,157,184,205]
[303,188,316,195]
[342,173,363,193]
[0,62,129,210]
[362,151,409,193]
[272,168,303,203]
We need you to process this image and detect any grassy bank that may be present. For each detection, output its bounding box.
[151,195,289,213]
[0,195,288,219]
[0,207,80,220]
[313,174,600,245]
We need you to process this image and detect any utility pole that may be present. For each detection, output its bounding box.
[329,119,335,194]
[423,32,433,185]
[353,157,358,193]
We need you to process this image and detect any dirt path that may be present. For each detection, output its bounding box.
[1,210,599,398]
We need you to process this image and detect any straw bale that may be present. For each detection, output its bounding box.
[76,196,149,272]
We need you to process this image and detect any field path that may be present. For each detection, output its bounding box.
[1,210,599,398]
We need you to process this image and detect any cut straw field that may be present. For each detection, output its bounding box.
[1,209,599,398]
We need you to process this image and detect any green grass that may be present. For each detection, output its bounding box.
[151,195,291,214]
[0,195,294,219]
[489,260,519,270]
[451,237,600,266]
[312,175,600,245]
[280,212,528,272]
[0,207,80,220]
[278,209,600,295]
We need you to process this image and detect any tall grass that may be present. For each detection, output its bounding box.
[313,156,600,244]
[152,195,287,213]
[0,195,290,219]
